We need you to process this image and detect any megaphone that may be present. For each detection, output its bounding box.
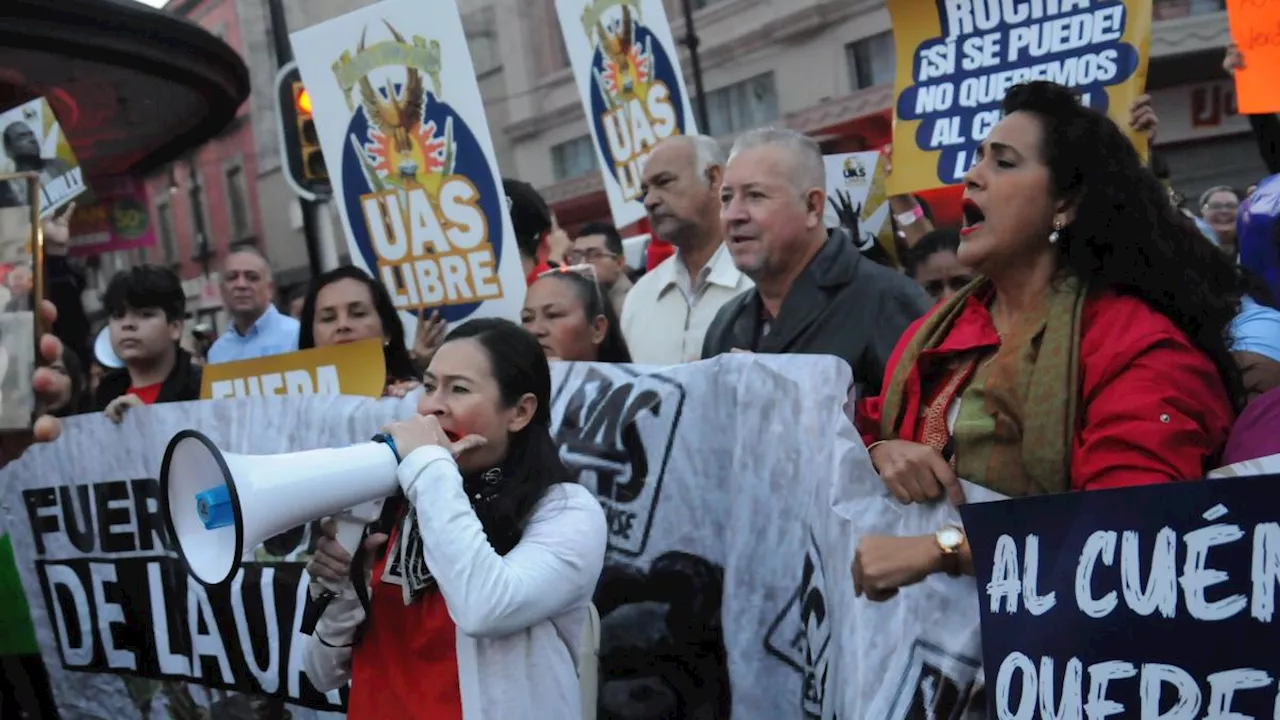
[159,429,398,586]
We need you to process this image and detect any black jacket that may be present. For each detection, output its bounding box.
[701,228,931,399]
[93,347,203,411]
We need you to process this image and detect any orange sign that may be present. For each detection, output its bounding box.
[200,338,386,400]
[1228,0,1280,114]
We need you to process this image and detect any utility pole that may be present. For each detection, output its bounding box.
[680,0,711,133]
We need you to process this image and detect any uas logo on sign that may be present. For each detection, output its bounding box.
[332,21,507,322]
[580,0,689,204]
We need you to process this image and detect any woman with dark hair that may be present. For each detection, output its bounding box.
[521,264,632,363]
[302,318,607,719]
[902,229,972,304]
[298,265,419,396]
[850,81,1245,599]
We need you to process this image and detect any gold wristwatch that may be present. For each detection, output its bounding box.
[935,524,966,577]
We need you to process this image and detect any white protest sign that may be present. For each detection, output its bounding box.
[290,0,525,342]
[555,0,700,227]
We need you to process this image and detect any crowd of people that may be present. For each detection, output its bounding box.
[5,65,1280,719]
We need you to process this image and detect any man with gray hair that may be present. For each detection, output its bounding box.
[702,127,930,399]
[621,134,753,365]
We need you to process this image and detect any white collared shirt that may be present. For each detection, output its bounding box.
[620,242,753,365]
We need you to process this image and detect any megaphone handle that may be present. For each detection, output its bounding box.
[331,498,387,557]
[334,518,368,558]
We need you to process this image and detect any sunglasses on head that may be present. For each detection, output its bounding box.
[537,263,606,310]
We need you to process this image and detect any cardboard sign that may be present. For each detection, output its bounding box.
[199,338,387,400]
[1228,0,1280,114]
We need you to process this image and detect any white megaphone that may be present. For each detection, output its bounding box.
[159,429,398,586]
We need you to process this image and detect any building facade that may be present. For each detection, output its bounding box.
[492,0,1264,230]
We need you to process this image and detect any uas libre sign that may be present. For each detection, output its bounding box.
[199,338,387,400]
[556,0,699,228]
[1,355,997,719]
[290,0,524,343]
[962,473,1280,719]
[886,0,1152,195]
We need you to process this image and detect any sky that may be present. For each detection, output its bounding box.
[134,0,169,7]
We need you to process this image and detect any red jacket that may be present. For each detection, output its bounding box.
[856,290,1235,492]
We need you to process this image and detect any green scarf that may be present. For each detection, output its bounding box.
[878,275,1089,497]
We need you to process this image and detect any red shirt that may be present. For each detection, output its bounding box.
[127,383,163,405]
[347,523,463,720]
[856,289,1235,492]
[526,260,553,286]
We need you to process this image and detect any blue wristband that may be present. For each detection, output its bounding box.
[372,432,402,464]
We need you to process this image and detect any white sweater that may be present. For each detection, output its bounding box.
[302,445,608,719]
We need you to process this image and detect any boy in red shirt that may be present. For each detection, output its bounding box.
[93,265,202,421]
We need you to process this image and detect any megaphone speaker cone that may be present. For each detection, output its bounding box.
[160,428,404,587]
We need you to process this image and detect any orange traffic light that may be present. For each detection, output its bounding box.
[294,86,312,115]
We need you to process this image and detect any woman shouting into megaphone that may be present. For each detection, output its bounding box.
[302,318,607,720]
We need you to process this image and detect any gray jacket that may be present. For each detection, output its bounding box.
[701,228,931,399]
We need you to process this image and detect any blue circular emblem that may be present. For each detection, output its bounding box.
[588,21,689,171]
[341,85,505,323]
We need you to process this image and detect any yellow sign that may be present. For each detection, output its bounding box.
[200,338,387,400]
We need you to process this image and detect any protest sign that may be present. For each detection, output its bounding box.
[962,474,1280,719]
[556,0,700,227]
[1227,0,1280,114]
[200,338,386,400]
[67,176,156,258]
[290,0,525,345]
[0,97,87,219]
[3,355,996,718]
[823,151,897,266]
[886,0,1152,195]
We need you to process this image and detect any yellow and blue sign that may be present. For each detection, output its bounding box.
[887,0,1152,195]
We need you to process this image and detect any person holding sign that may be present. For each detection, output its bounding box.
[851,81,1246,600]
[301,318,606,720]
[297,266,420,397]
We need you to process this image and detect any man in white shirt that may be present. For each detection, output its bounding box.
[621,134,752,365]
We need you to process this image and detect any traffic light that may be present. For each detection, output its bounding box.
[293,83,327,183]
[275,62,330,199]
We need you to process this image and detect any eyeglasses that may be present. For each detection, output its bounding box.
[566,247,618,263]
[1203,201,1238,212]
[536,262,606,310]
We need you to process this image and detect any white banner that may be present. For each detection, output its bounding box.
[1,355,995,719]
[290,0,525,342]
[555,0,700,227]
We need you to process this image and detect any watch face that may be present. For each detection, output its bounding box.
[938,527,964,550]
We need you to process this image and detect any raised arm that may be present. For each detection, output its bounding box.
[398,446,607,638]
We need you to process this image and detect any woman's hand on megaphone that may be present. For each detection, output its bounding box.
[383,414,487,461]
[308,518,389,584]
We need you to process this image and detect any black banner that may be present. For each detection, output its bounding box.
[962,473,1280,719]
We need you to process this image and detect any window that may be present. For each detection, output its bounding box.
[846,31,896,91]
[156,200,176,264]
[464,8,502,77]
[551,135,599,181]
[698,73,779,137]
[225,165,251,240]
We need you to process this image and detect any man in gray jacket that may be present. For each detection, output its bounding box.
[702,127,931,400]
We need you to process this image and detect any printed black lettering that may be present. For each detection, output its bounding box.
[22,487,60,555]
[94,480,136,554]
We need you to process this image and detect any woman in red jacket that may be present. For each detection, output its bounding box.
[850,81,1247,600]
